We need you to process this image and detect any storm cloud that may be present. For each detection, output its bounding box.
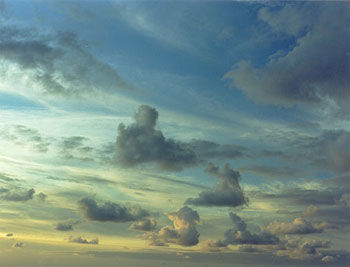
[185,163,247,207]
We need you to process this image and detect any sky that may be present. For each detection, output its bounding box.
[0,0,349,266]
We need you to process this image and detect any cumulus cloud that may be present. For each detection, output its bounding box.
[185,163,247,207]
[0,188,35,202]
[129,218,157,231]
[116,105,247,171]
[145,206,200,247]
[224,4,350,114]
[69,236,98,245]
[204,213,279,251]
[116,105,198,171]
[59,136,94,161]
[265,218,331,235]
[78,197,150,222]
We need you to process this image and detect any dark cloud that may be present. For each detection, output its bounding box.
[203,213,279,250]
[0,188,35,202]
[129,218,157,232]
[145,206,200,247]
[55,220,80,231]
[6,233,13,237]
[0,21,133,97]
[224,4,350,114]
[78,197,150,222]
[185,163,247,207]
[69,236,98,245]
[265,218,331,235]
[116,105,247,171]
[116,105,198,171]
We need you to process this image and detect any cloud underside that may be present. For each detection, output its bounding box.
[224,4,350,113]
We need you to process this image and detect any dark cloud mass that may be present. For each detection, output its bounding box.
[116,105,198,171]
[224,4,350,114]
[0,188,35,201]
[69,236,98,245]
[185,163,247,207]
[116,105,247,171]
[78,197,150,222]
[145,206,200,247]
[204,213,279,250]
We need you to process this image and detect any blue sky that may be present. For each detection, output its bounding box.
[0,0,349,266]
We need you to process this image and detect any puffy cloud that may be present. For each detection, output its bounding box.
[69,236,98,245]
[224,4,350,114]
[185,163,247,207]
[78,197,150,222]
[59,136,94,161]
[116,105,247,171]
[204,213,279,250]
[145,206,200,247]
[129,218,157,231]
[0,188,35,202]
[116,105,198,171]
[265,218,330,235]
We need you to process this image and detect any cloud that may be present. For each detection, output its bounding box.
[145,206,200,247]
[224,4,350,114]
[78,197,150,222]
[185,163,247,207]
[0,21,133,97]
[0,125,51,153]
[55,220,81,231]
[203,213,279,251]
[6,233,13,237]
[0,188,35,201]
[265,218,330,235]
[129,218,157,232]
[115,105,247,171]
[37,192,47,201]
[308,130,350,173]
[59,136,94,161]
[69,236,98,245]
[13,242,24,248]
[116,105,198,171]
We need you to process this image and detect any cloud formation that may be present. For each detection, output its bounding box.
[0,21,133,97]
[203,212,279,250]
[129,218,157,232]
[224,4,350,113]
[69,236,99,245]
[145,206,200,247]
[265,218,330,235]
[185,163,247,207]
[79,197,150,222]
[116,105,247,171]
[0,188,35,202]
